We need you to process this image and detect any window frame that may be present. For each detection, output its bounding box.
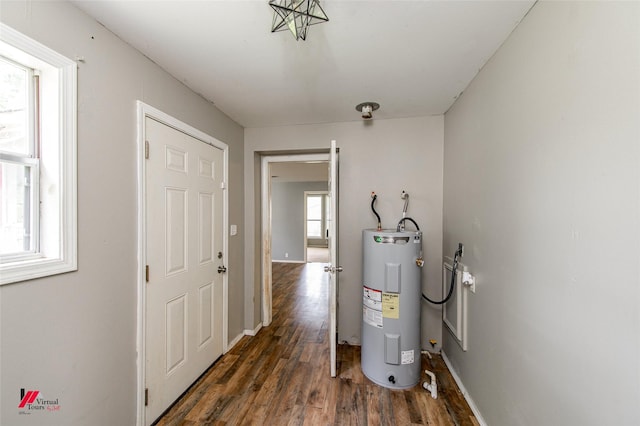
[0,23,77,285]
[306,194,324,238]
[305,191,329,242]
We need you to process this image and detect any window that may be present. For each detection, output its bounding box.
[306,194,323,238]
[0,23,77,285]
[305,192,329,240]
[1,55,39,256]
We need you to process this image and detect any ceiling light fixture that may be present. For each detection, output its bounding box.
[269,0,329,41]
[356,102,380,120]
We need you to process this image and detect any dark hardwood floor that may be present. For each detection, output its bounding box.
[155,262,477,425]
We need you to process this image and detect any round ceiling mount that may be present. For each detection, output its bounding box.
[355,102,380,119]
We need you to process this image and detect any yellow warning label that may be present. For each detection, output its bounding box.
[382,293,399,319]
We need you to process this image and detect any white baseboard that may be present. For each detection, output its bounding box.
[245,322,262,336]
[441,351,488,426]
[227,332,244,351]
[272,259,305,264]
[227,323,263,352]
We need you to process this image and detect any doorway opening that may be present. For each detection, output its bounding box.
[260,153,329,327]
[260,141,339,377]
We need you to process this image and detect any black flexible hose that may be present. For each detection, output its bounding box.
[371,195,382,230]
[423,245,463,305]
[396,217,420,232]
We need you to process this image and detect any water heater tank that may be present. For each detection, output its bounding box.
[361,229,422,389]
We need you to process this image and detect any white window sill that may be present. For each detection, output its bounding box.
[0,255,77,286]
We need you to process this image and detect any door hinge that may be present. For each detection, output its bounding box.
[145,265,150,282]
[145,388,149,406]
[145,140,150,159]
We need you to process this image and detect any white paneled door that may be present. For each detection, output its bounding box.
[145,117,224,425]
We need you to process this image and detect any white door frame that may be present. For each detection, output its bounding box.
[135,101,229,426]
[328,140,339,377]
[260,153,329,326]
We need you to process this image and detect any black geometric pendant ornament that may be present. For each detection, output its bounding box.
[269,0,329,41]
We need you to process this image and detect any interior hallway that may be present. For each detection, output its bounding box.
[155,262,476,425]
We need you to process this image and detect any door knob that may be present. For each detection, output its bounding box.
[323,265,344,273]
[217,266,227,274]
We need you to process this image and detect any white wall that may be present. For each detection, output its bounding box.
[245,116,444,346]
[0,2,244,425]
[442,1,640,425]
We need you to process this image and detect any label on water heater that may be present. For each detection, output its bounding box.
[363,286,382,309]
[382,293,399,319]
[363,286,383,328]
[401,349,415,365]
[363,306,383,328]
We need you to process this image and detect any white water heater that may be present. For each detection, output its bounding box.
[361,229,422,389]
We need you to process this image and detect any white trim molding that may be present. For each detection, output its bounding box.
[0,23,77,285]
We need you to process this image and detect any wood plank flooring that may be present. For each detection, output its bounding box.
[154,262,477,426]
